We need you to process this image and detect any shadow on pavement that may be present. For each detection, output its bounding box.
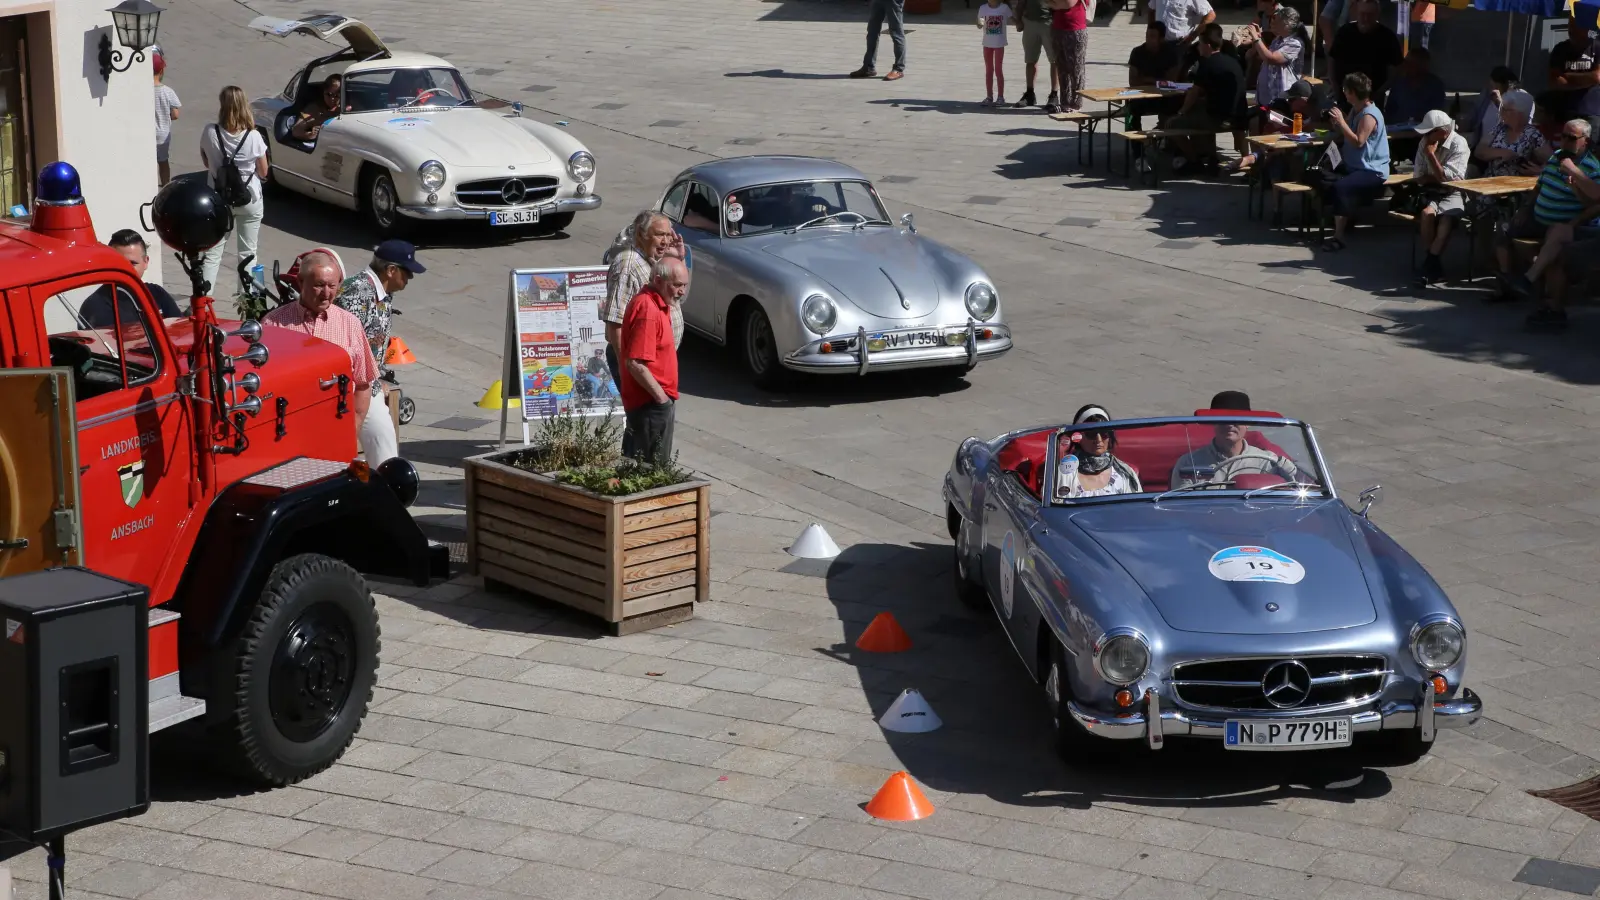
[260,189,573,252]
[726,69,856,80]
[815,540,1398,812]
[679,333,975,406]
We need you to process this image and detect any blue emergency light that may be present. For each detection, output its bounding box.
[36,162,83,205]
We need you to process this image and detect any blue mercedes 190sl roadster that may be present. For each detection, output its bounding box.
[942,406,1483,764]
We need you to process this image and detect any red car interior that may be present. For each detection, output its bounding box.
[993,410,1292,499]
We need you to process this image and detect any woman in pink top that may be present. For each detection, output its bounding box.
[1049,0,1089,111]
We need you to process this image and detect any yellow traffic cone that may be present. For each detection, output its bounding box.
[476,380,520,410]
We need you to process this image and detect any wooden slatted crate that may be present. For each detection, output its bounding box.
[464,452,710,635]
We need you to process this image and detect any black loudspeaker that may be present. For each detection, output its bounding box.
[0,568,149,842]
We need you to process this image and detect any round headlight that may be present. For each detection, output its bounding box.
[1411,619,1464,670]
[1094,631,1150,686]
[965,282,998,321]
[801,294,837,335]
[418,160,446,192]
[568,151,596,183]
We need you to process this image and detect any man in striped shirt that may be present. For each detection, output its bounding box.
[1493,119,1600,328]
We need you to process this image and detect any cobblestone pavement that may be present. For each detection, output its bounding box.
[7,0,1600,897]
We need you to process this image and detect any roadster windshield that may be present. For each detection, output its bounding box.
[343,67,475,112]
[997,418,1331,505]
[725,180,890,236]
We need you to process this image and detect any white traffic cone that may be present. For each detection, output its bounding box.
[787,523,841,559]
[879,688,943,733]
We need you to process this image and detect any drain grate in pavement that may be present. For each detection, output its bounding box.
[728,137,765,145]
[651,120,687,128]
[1529,774,1600,821]
[880,175,918,183]
[594,102,627,110]
[1157,240,1200,250]
[1514,858,1600,895]
[523,85,555,92]
[1056,216,1099,227]
[426,416,492,432]
[474,67,503,76]
[965,195,1004,205]
[779,558,855,578]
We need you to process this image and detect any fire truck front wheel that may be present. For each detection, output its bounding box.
[227,553,380,785]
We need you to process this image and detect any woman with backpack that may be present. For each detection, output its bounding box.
[198,85,269,307]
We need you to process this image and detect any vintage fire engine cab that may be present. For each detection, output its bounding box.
[0,163,445,786]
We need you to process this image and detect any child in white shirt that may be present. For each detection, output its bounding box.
[977,2,1013,106]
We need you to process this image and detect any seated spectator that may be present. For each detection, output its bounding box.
[1228,77,1325,173]
[1127,21,1184,135]
[1411,110,1470,285]
[1320,72,1391,253]
[1164,29,1246,174]
[1329,0,1402,108]
[1476,88,1543,178]
[1464,65,1521,164]
[80,229,185,328]
[1491,118,1600,319]
[1499,120,1600,331]
[1385,48,1446,127]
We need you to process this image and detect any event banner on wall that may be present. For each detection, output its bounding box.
[503,266,621,421]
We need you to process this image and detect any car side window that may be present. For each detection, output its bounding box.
[41,283,161,403]
[282,72,301,101]
[681,183,720,234]
[661,182,690,222]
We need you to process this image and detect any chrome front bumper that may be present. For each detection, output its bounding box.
[398,194,603,221]
[785,321,1013,374]
[1071,686,1483,747]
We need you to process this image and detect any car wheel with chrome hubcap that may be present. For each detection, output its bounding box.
[363,168,405,237]
[741,303,786,389]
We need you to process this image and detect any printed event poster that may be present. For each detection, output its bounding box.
[506,266,619,421]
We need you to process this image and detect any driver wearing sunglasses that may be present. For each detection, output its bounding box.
[292,74,344,141]
[1056,405,1143,499]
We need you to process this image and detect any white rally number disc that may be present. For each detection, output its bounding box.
[1208,546,1305,584]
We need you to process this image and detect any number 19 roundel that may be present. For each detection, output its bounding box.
[1208,546,1305,584]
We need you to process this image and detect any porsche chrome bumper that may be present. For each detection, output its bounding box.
[397,194,602,220]
[1070,686,1483,746]
[785,321,1013,374]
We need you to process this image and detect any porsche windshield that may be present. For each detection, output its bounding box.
[725,180,890,236]
[1001,419,1331,505]
[344,67,475,112]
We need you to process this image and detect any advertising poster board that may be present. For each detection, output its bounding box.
[498,266,620,445]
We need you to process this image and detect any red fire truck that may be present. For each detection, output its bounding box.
[0,163,445,786]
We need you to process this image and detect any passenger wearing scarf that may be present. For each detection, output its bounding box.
[1056,404,1143,498]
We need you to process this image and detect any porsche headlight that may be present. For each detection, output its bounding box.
[418,160,446,192]
[965,282,998,321]
[801,294,837,335]
[1093,629,1150,686]
[568,151,596,183]
[1411,618,1464,670]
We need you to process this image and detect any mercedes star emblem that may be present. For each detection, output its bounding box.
[1261,660,1312,709]
[1265,602,1280,612]
[501,179,527,205]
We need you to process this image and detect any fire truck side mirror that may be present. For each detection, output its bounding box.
[228,320,263,343]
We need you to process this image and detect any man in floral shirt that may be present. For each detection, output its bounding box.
[335,239,426,465]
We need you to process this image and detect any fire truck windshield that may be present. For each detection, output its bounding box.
[43,284,160,401]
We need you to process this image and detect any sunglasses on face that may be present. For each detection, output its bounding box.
[1564,132,1584,141]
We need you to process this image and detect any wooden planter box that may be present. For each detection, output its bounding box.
[464,451,710,635]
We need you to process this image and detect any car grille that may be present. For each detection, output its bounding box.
[1169,655,1389,712]
[454,176,559,208]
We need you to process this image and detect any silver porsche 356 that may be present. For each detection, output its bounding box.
[651,156,1012,387]
[943,409,1482,763]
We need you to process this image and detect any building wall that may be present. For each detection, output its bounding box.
[0,0,160,280]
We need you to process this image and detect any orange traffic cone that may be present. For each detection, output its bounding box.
[385,336,417,366]
[865,771,935,821]
[855,612,912,653]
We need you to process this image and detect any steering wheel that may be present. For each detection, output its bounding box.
[794,210,867,230]
[414,88,455,106]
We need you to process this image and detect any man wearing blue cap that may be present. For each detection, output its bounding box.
[337,238,425,465]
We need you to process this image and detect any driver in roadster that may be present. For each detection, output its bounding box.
[1169,420,1301,489]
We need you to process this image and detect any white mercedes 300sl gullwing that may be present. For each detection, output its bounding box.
[247,14,600,236]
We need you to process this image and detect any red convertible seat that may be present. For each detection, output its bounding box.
[996,429,1052,499]
[1112,424,1213,493]
[1193,408,1291,459]
[1231,473,1286,490]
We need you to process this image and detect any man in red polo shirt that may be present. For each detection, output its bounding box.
[620,258,689,465]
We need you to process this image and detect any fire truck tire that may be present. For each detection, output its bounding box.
[225,553,380,786]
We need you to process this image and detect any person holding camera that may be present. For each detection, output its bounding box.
[198,85,268,305]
